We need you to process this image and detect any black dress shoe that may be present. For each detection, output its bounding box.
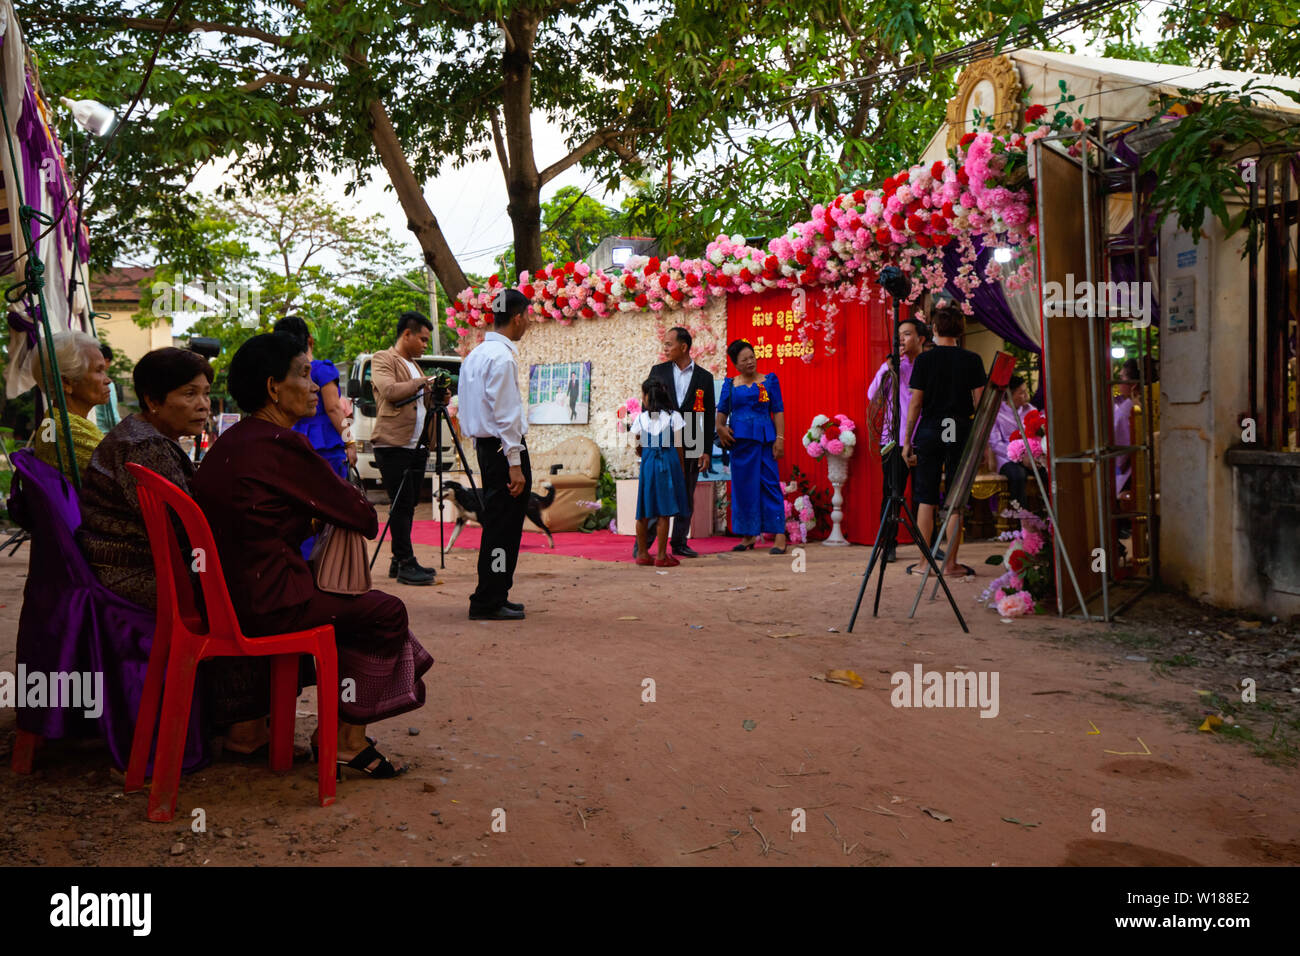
[469,605,525,621]
[504,600,524,612]
[395,560,435,586]
[672,544,700,558]
[389,557,434,578]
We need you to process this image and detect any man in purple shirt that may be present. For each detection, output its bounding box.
[867,316,926,562]
[986,374,1036,505]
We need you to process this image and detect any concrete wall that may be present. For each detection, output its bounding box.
[1157,210,1299,618]
[95,308,172,365]
[457,299,729,478]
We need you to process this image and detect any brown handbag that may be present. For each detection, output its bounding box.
[309,523,372,596]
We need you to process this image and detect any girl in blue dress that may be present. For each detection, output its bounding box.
[716,339,789,554]
[632,378,690,567]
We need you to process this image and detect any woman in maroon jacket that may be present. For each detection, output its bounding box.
[192,333,432,779]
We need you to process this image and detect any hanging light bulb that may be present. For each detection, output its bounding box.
[993,247,1013,263]
[60,97,118,137]
[1111,346,1125,359]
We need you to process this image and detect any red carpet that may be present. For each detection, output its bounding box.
[409,522,751,563]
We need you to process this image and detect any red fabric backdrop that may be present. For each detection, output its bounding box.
[725,286,911,545]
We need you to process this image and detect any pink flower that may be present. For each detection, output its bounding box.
[824,438,845,455]
[806,440,824,458]
[996,592,1029,618]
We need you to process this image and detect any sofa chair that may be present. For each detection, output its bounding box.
[524,435,602,533]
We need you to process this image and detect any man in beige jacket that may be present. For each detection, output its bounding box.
[371,311,440,585]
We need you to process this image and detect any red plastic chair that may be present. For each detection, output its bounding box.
[123,462,338,821]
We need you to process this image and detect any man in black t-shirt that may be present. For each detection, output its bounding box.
[901,304,985,578]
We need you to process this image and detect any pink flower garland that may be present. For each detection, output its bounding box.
[446,109,1080,356]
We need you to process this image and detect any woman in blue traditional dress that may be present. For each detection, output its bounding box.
[631,377,689,567]
[273,316,355,559]
[716,339,788,554]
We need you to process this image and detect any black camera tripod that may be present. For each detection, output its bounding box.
[370,381,480,572]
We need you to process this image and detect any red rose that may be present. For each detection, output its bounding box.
[846,213,860,231]
[821,224,835,241]
[535,268,548,281]
[555,295,568,308]
[1025,104,1048,122]
[658,273,670,289]
[488,274,500,287]
[930,161,945,180]
[623,274,637,289]
[890,213,905,231]
[1008,550,1026,573]
[822,424,840,441]
[592,290,606,303]
[635,293,648,307]
[882,176,896,193]
[896,171,910,184]
[833,195,843,208]
[933,233,952,246]
[580,306,594,318]
[906,213,925,232]
[739,268,753,282]
[942,201,955,218]
[670,288,684,301]
[645,256,660,274]
[684,273,700,287]
[796,249,812,266]
[930,212,947,231]
[853,188,865,203]
[875,227,893,246]
[765,255,779,271]
[956,166,969,185]
[800,268,817,285]
[521,284,535,298]
[959,132,977,147]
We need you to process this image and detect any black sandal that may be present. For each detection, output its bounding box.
[731,541,755,551]
[335,743,406,780]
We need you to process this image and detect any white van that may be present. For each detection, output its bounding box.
[345,352,465,486]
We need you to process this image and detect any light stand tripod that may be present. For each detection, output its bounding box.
[847,266,969,634]
[370,377,480,572]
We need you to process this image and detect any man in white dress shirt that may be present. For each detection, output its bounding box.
[458,288,531,621]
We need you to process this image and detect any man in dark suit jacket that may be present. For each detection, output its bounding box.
[636,326,715,558]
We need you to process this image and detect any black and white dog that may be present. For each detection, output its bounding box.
[439,480,557,549]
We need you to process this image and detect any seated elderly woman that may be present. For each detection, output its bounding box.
[192,333,432,779]
[77,347,212,607]
[31,330,113,479]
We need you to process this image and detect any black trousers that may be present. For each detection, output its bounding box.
[471,439,532,612]
[373,445,429,563]
[878,445,912,549]
[999,461,1028,505]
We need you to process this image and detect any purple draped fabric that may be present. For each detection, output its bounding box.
[941,236,1040,353]
[8,450,208,772]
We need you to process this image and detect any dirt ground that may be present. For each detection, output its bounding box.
[1,519,1298,868]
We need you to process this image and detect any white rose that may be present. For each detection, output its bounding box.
[841,430,857,447]
[811,414,830,428]
[730,233,746,246]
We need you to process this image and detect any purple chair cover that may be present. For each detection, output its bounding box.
[8,450,208,772]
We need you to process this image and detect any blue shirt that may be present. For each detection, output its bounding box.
[293,359,345,458]
[719,373,783,442]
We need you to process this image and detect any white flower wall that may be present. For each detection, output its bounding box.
[458,299,728,478]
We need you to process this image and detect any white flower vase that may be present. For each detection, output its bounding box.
[822,454,850,546]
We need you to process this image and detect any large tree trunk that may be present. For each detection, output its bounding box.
[500,11,543,279]
[366,99,471,300]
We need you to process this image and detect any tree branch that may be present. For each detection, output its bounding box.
[23,12,293,48]
[538,127,643,186]
[238,72,336,93]
[490,108,511,184]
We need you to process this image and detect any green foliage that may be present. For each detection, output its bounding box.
[1140,81,1300,242]
[501,186,623,275]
